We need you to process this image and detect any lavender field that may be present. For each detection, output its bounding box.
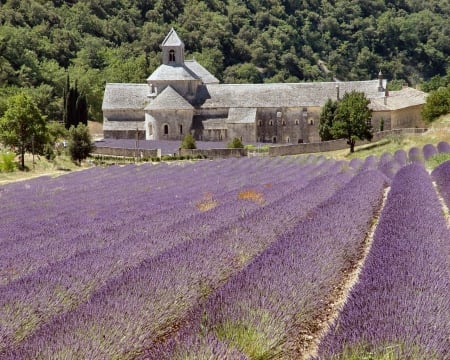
[1,151,449,359]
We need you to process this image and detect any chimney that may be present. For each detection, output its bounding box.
[378,70,384,92]
[336,84,340,100]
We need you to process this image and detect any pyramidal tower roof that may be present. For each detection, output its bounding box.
[162,28,184,47]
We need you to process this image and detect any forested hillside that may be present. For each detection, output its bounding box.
[0,0,449,122]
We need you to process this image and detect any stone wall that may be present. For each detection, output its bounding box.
[268,128,428,156]
[92,147,160,158]
[179,148,247,159]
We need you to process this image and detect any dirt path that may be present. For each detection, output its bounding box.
[299,186,390,360]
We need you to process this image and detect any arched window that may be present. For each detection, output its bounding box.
[286,137,290,143]
[258,120,262,127]
[169,50,175,62]
[179,124,183,134]
[282,120,286,126]
[269,120,273,126]
[309,119,314,125]
[295,119,299,125]
[164,124,169,135]
[272,136,277,143]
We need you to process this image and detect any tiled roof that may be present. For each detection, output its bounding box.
[184,60,220,84]
[371,87,427,111]
[197,81,386,108]
[227,107,257,124]
[162,28,183,47]
[145,86,194,110]
[147,64,199,81]
[102,83,150,111]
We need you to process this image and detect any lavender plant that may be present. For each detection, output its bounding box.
[431,160,450,209]
[437,141,450,153]
[147,170,388,359]
[316,163,450,359]
[1,158,352,357]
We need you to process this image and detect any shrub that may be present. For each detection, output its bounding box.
[68,124,94,165]
[227,137,244,148]
[43,144,56,161]
[0,152,16,172]
[181,134,196,149]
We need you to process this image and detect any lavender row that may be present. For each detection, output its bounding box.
[1,157,322,284]
[147,170,388,359]
[4,168,355,358]
[0,162,335,351]
[431,160,450,210]
[316,163,450,359]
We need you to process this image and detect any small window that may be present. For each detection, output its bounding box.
[148,123,153,135]
[295,119,299,125]
[169,49,175,62]
[269,120,273,126]
[282,120,286,126]
[276,111,282,118]
[164,124,169,135]
[179,124,183,134]
[309,119,314,126]
[272,136,277,143]
[286,137,290,143]
[258,120,262,127]
[366,118,372,126]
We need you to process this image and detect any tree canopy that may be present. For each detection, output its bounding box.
[0,0,449,123]
[331,91,373,153]
[318,98,338,142]
[0,93,47,169]
[319,91,373,153]
[68,123,94,165]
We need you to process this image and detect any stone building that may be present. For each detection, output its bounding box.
[102,28,427,144]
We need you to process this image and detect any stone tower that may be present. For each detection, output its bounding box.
[162,28,185,66]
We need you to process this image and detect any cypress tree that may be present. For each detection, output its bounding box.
[76,93,88,126]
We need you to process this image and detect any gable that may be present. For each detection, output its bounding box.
[145,86,194,111]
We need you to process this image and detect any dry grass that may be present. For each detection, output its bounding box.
[195,192,218,212]
[238,189,265,205]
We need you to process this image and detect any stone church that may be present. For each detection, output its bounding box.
[102,28,426,144]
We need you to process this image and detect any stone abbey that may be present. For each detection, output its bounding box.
[102,28,426,144]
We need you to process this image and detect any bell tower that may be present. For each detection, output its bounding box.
[162,28,185,66]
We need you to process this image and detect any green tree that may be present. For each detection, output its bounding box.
[64,76,88,129]
[319,98,338,141]
[68,123,93,165]
[227,137,244,148]
[180,133,196,149]
[331,91,373,153]
[421,85,450,123]
[0,92,48,169]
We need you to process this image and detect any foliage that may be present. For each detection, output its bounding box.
[0,151,16,172]
[421,85,450,123]
[180,133,196,149]
[47,121,69,145]
[0,0,449,122]
[227,137,244,148]
[0,92,48,169]
[68,123,93,165]
[319,98,339,141]
[427,153,450,169]
[331,91,373,153]
[63,74,88,129]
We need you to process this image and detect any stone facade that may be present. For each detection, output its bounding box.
[102,29,427,144]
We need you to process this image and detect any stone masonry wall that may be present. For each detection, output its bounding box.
[268,128,428,156]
